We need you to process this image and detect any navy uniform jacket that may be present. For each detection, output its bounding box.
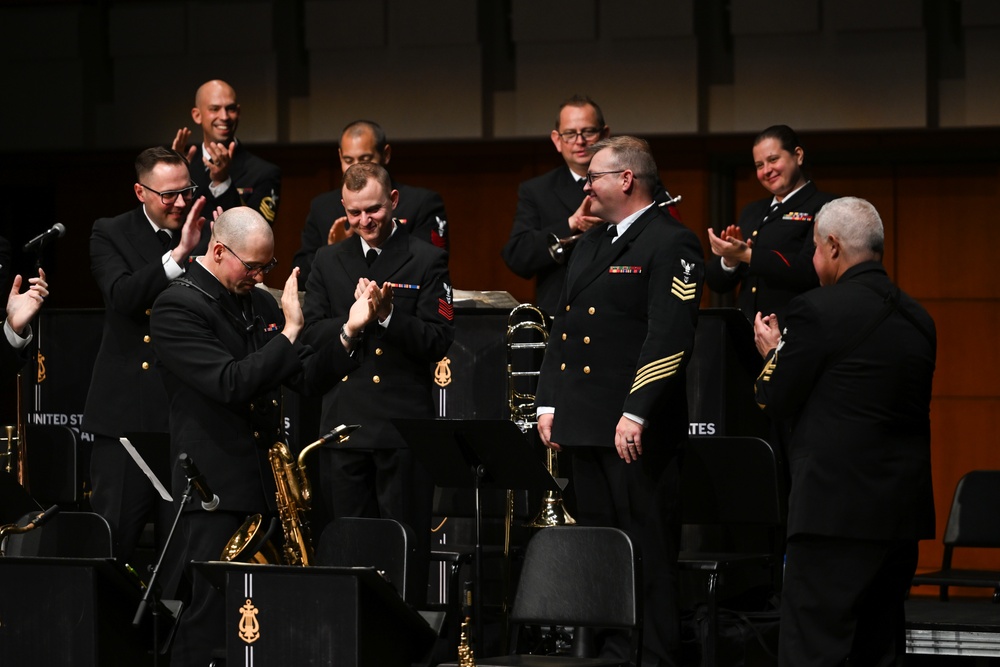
[502,167,591,315]
[83,206,176,437]
[302,229,454,450]
[536,204,704,457]
[187,142,281,255]
[705,182,836,322]
[504,166,674,316]
[293,180,448,284]
[151,260,355,513]
[755,261,936,541]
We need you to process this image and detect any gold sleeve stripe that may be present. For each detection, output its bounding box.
[671,277,697,301]
[631,351,684,393]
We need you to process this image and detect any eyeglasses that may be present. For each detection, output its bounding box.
[221,243,278,277]
[557,128,602,143]
[585,170,626,185]
[139,183,199,205]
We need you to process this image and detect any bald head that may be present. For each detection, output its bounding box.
[206,207,276,294]
[192,80,240,145]
[212,206,273,251]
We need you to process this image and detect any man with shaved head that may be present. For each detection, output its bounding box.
[152,207,383,666]
[172,79,281,254]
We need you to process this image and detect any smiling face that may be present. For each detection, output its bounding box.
[342,179,399,249]
[753,137,806,200]
[192,80,240,145]
[134,161,194,231]
[550,103,608,177]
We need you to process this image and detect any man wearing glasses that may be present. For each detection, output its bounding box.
[151,207,380,666]
[502,95,610,315]
[83,147,207,589]
[172,79,281,254]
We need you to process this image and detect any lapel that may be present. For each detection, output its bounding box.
[126,207,170,265]
[553,167,587,214]
[338,236,370,279]
[566,207,655,302]
[368,226,412,281]
[187,260,247,338]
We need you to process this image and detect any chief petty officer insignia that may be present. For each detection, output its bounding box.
[671,259,698,301]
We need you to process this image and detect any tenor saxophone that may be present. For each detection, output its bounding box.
[221,424,360,565]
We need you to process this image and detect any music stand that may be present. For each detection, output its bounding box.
[121,432,183,667]
[393,418,559,649]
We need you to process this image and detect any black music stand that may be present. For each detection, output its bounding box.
[393,418,559,650]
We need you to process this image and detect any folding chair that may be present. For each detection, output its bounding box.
[316,516,414,601]
[3,510,114,558]
[911,470,1000,602]
[441,526,642,667]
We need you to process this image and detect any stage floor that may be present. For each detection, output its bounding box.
[907,597,1000,664]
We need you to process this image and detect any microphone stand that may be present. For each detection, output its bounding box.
[133,477,193,666]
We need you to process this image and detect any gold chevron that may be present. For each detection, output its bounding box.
[671,277,697,301]
[631,352,684,393]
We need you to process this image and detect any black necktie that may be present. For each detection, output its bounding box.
[365,248,378,267]
[764,201,781,222]
[156,230,171,250]
[606,225,618,245]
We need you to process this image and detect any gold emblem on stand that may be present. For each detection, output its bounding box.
[238,598,260,644]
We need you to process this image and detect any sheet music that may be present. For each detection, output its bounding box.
[120,436,173,501]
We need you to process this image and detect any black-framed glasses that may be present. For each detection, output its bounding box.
[139,183,199,205]
[221,243,278,277]
[557,127,602,143]
[585,170,626,185]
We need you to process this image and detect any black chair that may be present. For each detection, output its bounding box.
[911,470,1000,602]
[3,510,114,558]
[316,517,414,601]
[677,436,783,667]
[441,526,642,667]
[25,423,80,506]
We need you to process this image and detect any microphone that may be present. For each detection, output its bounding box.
[29,505,61,528]
[178,453,220,511]
[23,223,66,252]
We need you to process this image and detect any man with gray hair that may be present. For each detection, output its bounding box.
[535,136,703,665]
[754,197,936,666]
[152,206,382,666]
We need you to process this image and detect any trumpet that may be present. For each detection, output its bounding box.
[221,424,360,565]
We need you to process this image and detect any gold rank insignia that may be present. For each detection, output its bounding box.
[631,351,684,393]
[671,277,697,301]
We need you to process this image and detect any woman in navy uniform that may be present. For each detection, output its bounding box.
[706,125,836,323]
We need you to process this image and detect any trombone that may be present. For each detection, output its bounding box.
[505,304,575,528]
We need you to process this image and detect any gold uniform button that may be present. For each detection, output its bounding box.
[272,399,279,407]
[250,403,255,411]
[752,230,758,237]
[373,375,381,384]
[588,307,596,315]
[565,305,571,312]
[583,366,591,374]
[341,376,349,382]
[253,431,260,439]
[145,308,152,316]
[141,362,149,370]
[560,363,566,371]
[375,348,383,356]
[143,335,151,343]
[584,336,591,344]
[561,333,567,341]
[751,286,757,294]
